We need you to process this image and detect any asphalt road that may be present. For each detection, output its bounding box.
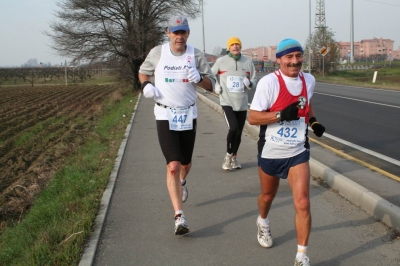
[311,83,400,161]
[249,72,400,177]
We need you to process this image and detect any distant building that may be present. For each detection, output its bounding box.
[337,37,397,61]
[242,46,277,62]
[242,37,398,63]
[204,53,218,63]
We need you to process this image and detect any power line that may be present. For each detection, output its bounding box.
[361,0,400,7]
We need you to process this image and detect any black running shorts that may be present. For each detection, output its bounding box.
[156,119,197,165]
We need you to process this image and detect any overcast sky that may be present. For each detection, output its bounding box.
[1,0,400,67]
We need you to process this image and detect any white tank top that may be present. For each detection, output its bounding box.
[154,43,197,120]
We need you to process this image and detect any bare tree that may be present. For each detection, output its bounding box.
[25,68,39,87]
[0,69,6,87]
[212,46,222,56]
[46,0,201,90]
[305,27,339,74]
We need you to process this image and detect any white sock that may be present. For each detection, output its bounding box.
[257,216,270,227]
[296,245,307,260]
[175,210,183,216]
[180,179,186,185]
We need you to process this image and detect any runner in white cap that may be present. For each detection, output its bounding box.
[249,38,325,266]
[139,15,215,235]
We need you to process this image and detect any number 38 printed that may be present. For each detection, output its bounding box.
[277,127,297,138]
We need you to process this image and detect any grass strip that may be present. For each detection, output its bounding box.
[314,67,400,90]
[0,87,138,265]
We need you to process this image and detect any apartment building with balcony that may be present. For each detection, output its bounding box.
[338,37,398,61]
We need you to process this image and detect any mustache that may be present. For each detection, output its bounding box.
[287,62,302,67]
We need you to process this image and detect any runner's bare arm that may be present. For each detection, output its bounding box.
[308,100,316,118]
[139,72,150,83]
[248,110,280,125]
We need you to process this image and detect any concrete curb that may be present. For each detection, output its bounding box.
[197,92,400,233]
[79,95,142,266]
[310,158,400,232]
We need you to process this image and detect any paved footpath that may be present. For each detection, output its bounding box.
[84,95,400,266]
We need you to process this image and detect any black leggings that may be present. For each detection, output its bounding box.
[156,119,197,165]
[222,106,247,155]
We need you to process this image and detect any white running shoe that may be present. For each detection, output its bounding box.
[257,217,273,248]
[231,156,241,169]
[174,215,189,235]
[222,153,232,170]
[294,255,311,266]
[182,181,188,203]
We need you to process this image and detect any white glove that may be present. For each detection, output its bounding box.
[243,77,251,88]
[143,83,161,98]
[187,67,201,83]
[215,84,222,94]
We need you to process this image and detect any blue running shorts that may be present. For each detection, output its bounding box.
[257,150,310,179]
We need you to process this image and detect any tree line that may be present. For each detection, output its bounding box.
[0,65,113,87]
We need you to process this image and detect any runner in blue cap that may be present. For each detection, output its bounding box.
[249,38,326,266]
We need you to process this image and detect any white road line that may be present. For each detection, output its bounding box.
[314,92,400,108]
[316,82,400,93]
[314,130,400,167]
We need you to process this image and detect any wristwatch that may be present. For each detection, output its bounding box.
[276,111,281,121]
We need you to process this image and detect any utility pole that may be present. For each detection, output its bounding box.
[309,0,312,73]
[350,0,354,64]
[201,0,205,54]
[65,60,67,86]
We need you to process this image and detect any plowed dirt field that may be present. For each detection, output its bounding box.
[0,84,124,227]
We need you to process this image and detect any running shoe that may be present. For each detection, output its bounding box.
[174,215,189,235]
[182,181,188,203]
[231,156,241,169]
[256,216,273,248]
[222,153,232,170]
[294,255,311,266]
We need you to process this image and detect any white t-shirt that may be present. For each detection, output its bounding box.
[250,71,315,158]
[250,71,315,112]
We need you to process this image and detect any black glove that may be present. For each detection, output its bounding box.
[309,117,325,137]
[280,101,300,121]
